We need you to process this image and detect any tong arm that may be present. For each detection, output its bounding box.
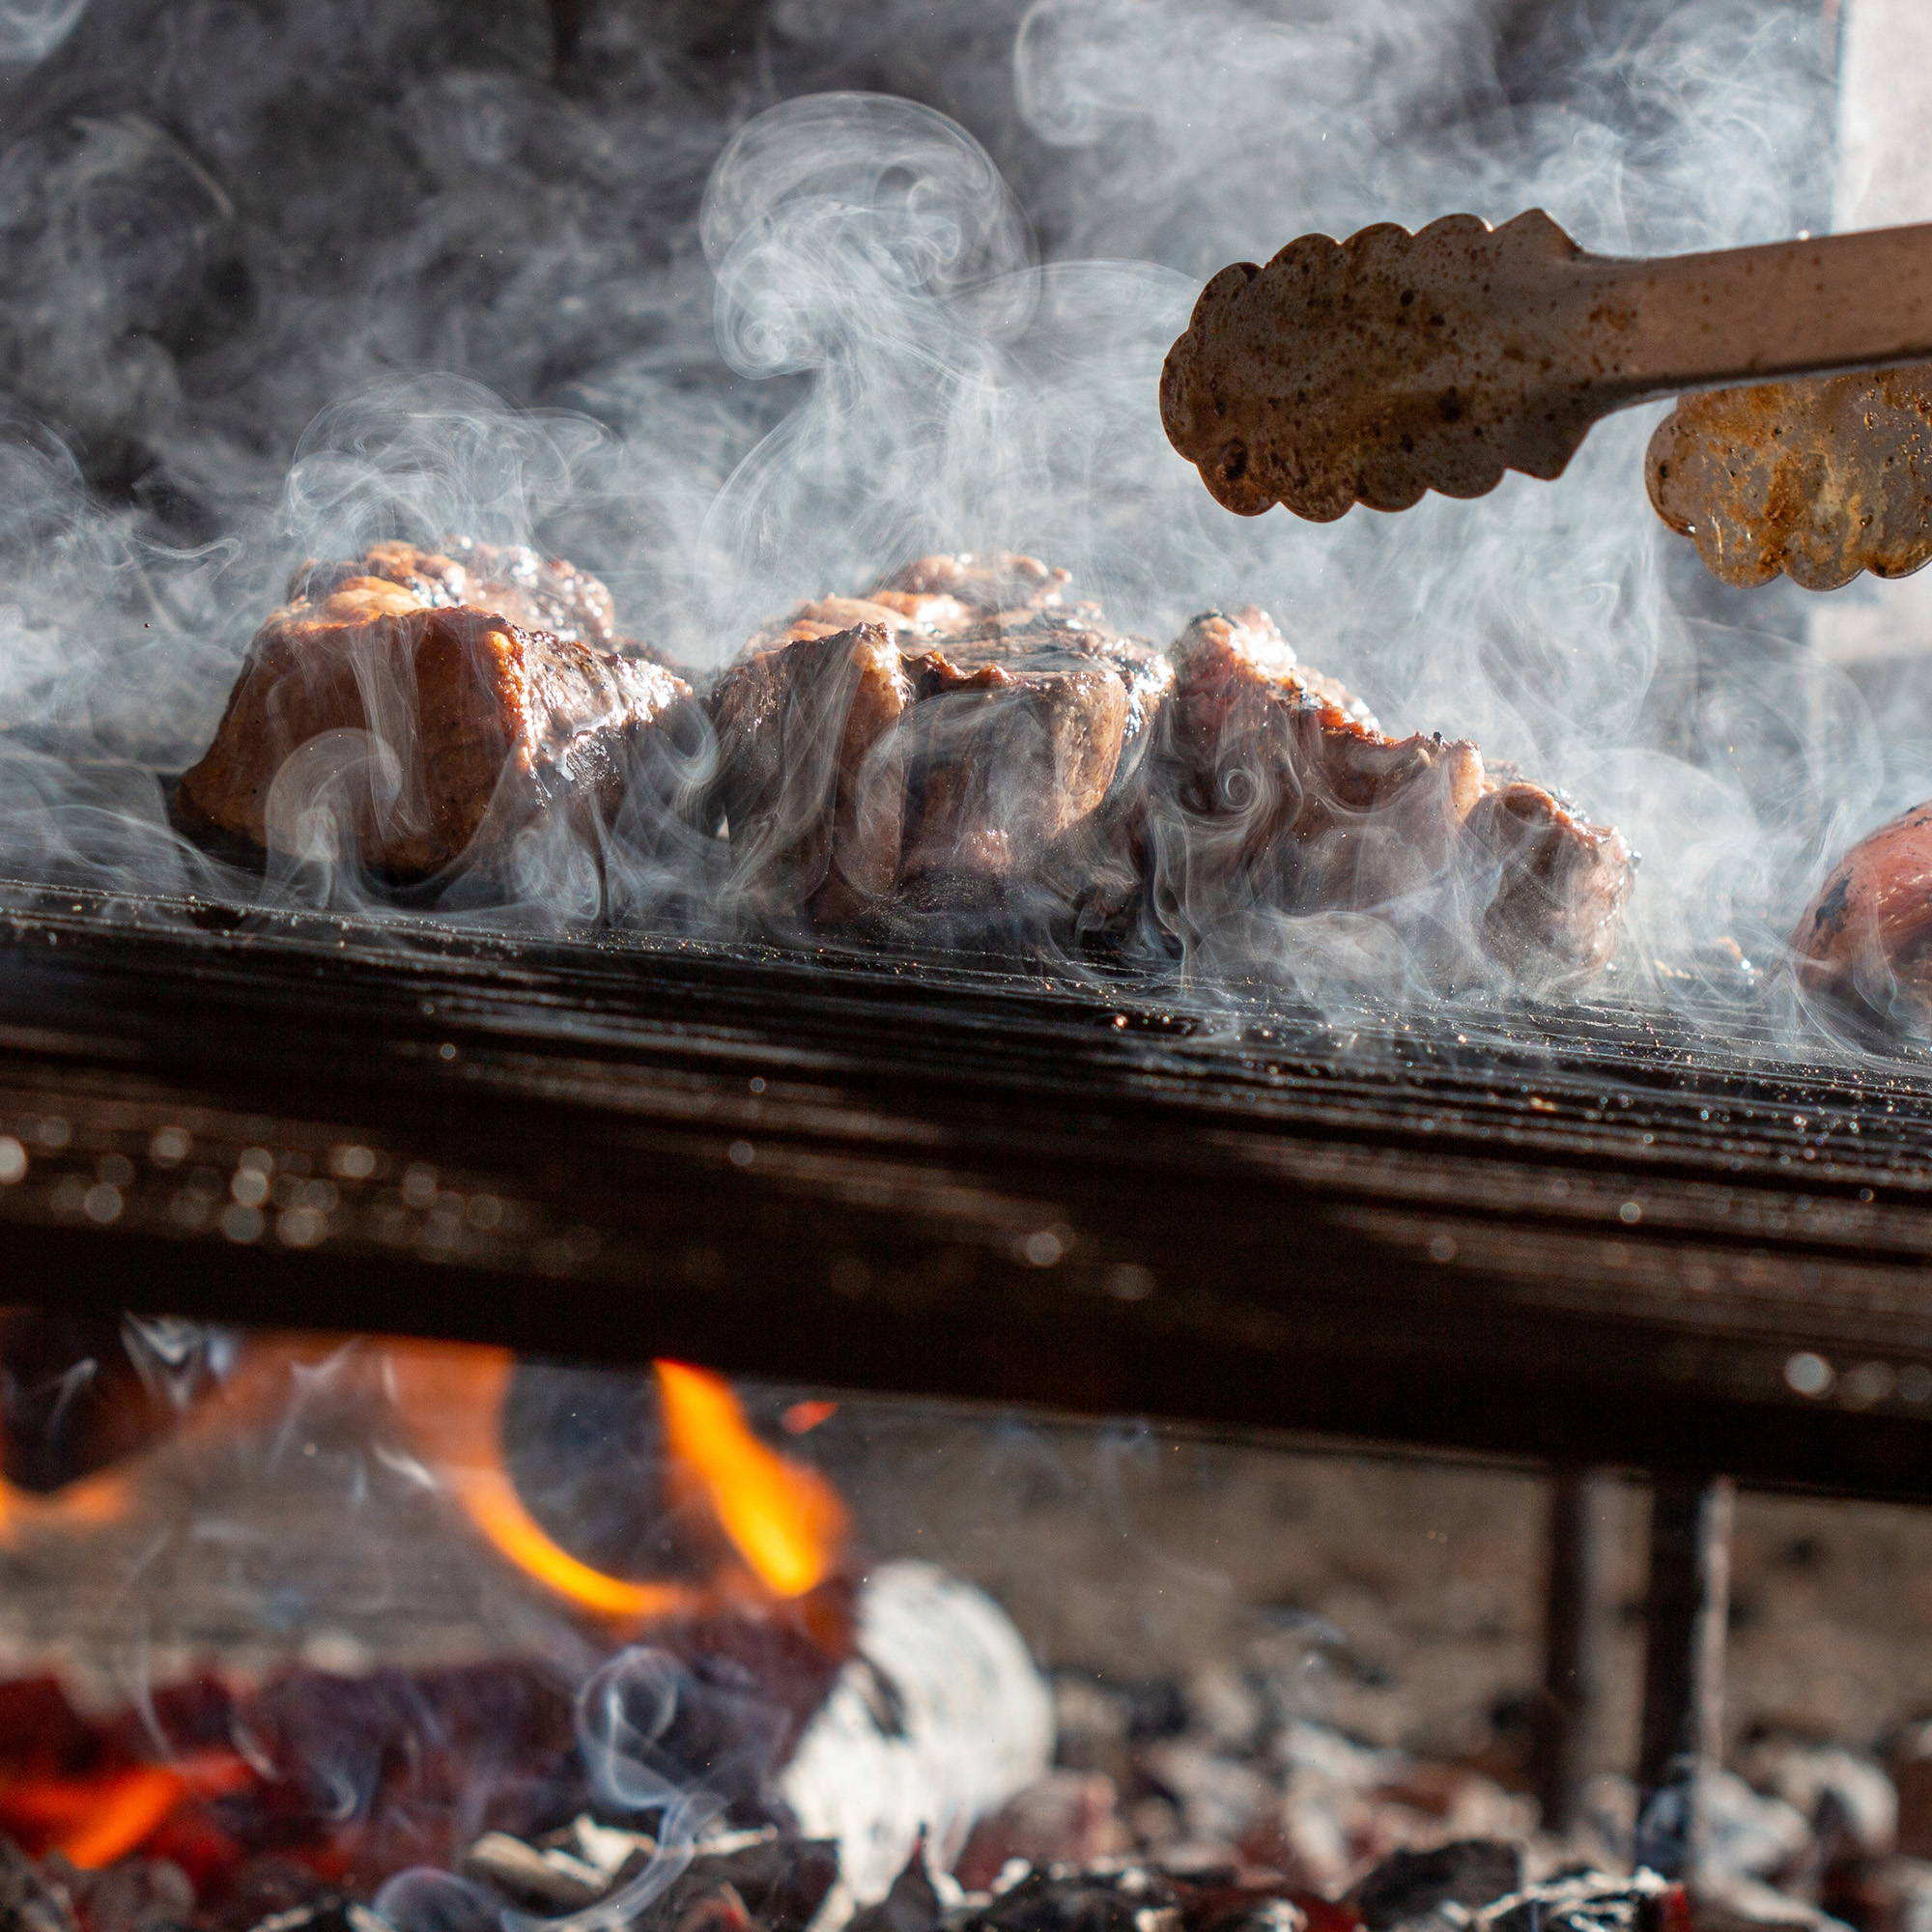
[1160,211,1932,525]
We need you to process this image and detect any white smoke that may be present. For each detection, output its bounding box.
[0,0,86,67]
[0,0,1875,1023]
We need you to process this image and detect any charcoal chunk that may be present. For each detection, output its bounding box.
[681,1834,839,1932]
[846,1842,950,1932]
[970,1864,1185,1932]
[1475,1872,1678,1932]
[247,1903,394,1932]
[0,1841,74,1932]
[68,1861,193,1932]
[1350,1841,1524,1931]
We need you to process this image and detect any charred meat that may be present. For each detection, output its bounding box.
[707,620,916,921]
[895,613,1172,886]
[743,552,1076,654]
[709,559,1170,923]
[1160,606,1484,917]
[744,596,953,655]
[1466,779,1633,987]
[1151,607,1632,989]
[870,552,1072,625]
[183,539,1634,986]
[178,567,689,880]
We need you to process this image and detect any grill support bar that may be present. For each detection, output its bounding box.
[1634,1473,1735,1881]
[1533,1465,1620,1837]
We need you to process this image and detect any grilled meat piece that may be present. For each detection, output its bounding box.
[289,538,623,651]
[179,575,689,880]
[1153,607,1631,988]
[1792,803,1932,1027]
[708,589,1171,924]
[1163,607,1483,912]
[870,552,1071,621]
[708,621,915,921]
[895,615,1171,886]
[1467,781,1633,988]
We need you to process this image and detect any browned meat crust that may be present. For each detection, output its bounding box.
[745,551,1076,655]
[178,577,688,880]
[1154,608,1632,989]
[896,615,1172,888]
[1162,608,1483,908]
[708,584,1171,923]
[289,539,625,652]
[743,595,961,656]
[870,553,1071,619]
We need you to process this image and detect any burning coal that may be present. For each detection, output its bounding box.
[1,1313,1923,1932]
[0,1321,1051,1918]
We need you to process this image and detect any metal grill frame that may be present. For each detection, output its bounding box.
[6,875,1932,1502]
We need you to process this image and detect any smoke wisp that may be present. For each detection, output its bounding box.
[0,0,1878,1038]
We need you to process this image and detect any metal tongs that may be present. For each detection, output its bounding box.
[1160,210,1932,590]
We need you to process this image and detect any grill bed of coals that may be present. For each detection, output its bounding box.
[6,877,1932,1499]
[0,1816,1684,1932]
[0,1639,1872,1932]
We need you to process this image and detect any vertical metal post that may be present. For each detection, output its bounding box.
[549,0,589,77]
[1634,1473,1735,1882]
[1532,1466,1617,1837]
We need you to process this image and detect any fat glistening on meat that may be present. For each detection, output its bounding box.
[176,541,1634,990]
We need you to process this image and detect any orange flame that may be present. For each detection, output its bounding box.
[653,1362,844,1598]
[385,1344,692,1624]
[0,1328,847,1634]
[384,1343,844,1624]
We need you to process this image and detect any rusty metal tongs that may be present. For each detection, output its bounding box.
[1160,210,1932,590]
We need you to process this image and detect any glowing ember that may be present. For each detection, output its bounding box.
[0,1464,130,1542]
[654,1361,845,1598]
[0,1752,250,1869]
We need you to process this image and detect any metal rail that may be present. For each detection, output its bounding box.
[0,879,1929,1501]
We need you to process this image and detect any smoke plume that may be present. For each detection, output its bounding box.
[0,0,1867,1022]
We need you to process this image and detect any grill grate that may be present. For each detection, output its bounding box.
[7,876,1932,1500]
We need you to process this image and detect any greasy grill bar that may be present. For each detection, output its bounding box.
[9,876,1930,1501]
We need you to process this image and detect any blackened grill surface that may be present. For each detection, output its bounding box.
[6,880,1932,1500]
